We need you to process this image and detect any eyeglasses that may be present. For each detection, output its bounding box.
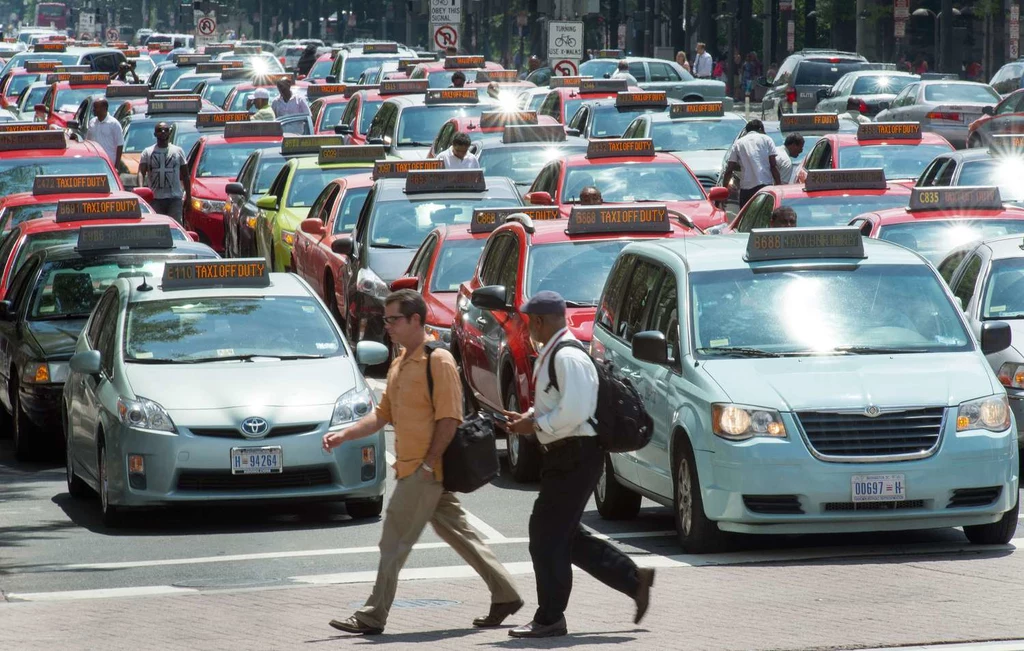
[382,315,409,325]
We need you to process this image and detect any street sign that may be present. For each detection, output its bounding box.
[779,0,793,9]
[553,59,578,76]
[430,0,462,25]
[1011,4,1020,60]
[197,15,217,36]
[894,0,909,20]
[549,21,582,80]
[787,20,795,52]
[433,24,459,50]
[517,11,528,27]
[106,27,119,42]
[894,20,906,38]
[78,12,95,36]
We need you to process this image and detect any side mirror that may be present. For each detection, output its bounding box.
[471,285,510,310]
[878,100,891,110]
[816,88,830,101]
[983,105,995,116]
[331,235,353,256]
[355,340,389,366]
[34,103,46,113]
[389,276,418,291]
[187,231,200,241]
[0,300,13,321]
[367,136,384,145]
[69,350,102,375]
[525,191,553,205]
[225,182,245,196]
[299,217,326,236]
[334,123,353,135]
[67,119,79,129]
[565,128,581,137]
[255,195,279,211]
[981,321,1012,355]
[632,330,668,365]
[326,75,338,83]
[132,186,154,203]
[707,187,729,202]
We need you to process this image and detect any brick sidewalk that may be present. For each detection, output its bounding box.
[4,548,1024,651]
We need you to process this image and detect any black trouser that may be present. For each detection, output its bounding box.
[528,436,640,625]
[739,184,767,210]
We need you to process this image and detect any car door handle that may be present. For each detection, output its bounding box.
[475,317,487,326]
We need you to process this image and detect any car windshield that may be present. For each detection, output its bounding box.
[124,297,343,363]
[53,88,103,114]
[286,168,367,207]
[343,56,398,82]
[155,66,193,90]
[526,240,629,305]
[319,103,349,131]
[579,60,618,79]
[124,122,158,153]
[562,163,704,203]
[369,197,517,248]
[1,201,152,235]
[879,219,1024,264]
[201,80,235,107]
[217,54,284,73]
[30,257,168,320]
[0,158,117,197]
[691,265,971,355]
[956,158,1024,203]
[197,142,256,178]
[431,239,486,292]
[478,143,588,184]
[923,84,999,103]
[5,73,39,98]
[590,106,665,138]
[793,61,868,86]
[332,187,370,234]
[839,144,952,180]
[650,119,744,151]
[308,59,333,80]
[851,75,916,95]
[397,106,487,146]
[228,87,280,111]
[15,229,186,277]
[785,195,911,227]
[426,70,482,88]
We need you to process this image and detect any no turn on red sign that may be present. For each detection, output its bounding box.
[433,24,459,50]
[553,59,578,76]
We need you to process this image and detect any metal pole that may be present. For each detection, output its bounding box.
[940,0,953,72]
[934,14,939,71]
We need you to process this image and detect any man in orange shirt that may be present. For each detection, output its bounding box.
[322,290,522,635]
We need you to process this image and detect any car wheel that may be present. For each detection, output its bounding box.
[98,442,126,528]
[595,453,642,520]
[964,496,1019,545]
[504,381,540,482]
[346,496,384,519]
[12,381,41,462]
[65,417,88,498]
[673,434,728,553]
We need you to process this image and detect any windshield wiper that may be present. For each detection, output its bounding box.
[127,357,181,364]
[369,242,410,249]
[832,345,921,355]
[564,300,596,308]
[176,353,326,364]
[696,346,781,358]
[401,141,433,147]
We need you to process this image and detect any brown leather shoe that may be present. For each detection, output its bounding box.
[634,567,655,624]
[329,616,383,635]
[473,599,524,627]
[508,617,567,638]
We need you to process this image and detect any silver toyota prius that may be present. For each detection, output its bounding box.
[63,258,390,526]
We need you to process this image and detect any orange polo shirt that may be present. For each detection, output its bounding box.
[374,343,463,480]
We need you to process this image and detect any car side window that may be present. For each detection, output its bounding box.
[479,234,513,287]
[539,92,559,119]
[409,235,438,287]
[382,105,398,144]
[804,140,828,170]
[568,106,587,131]
[616,259,661,342]
[367,103,389,140]
[310,100,322,123]
[934,159,956,185]
[531,161,559,195]
[736,193,775,232]
[87,291,115,347]
[41,87,53,110]
[938,250,970,285]
[646,272,681,366]
[267,166,288,200]
[596,254,634,332]
[495,233,521,294]
[308,184,337,223]
[649,62,679,82]
[237,156,255,193]
[917,158,944,185]
[621,118,642,139]
[340,96,358,129]
[952,254,983,309]
[773,59,796,87]
[6,260,38,313]
[628,62,646,82]
[95,299,119,378]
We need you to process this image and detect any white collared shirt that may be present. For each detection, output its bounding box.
[530,327,598,445]
[694,51,713,77]
[271,94,310,117]
[437,147,481,169]
[774,143,793,184]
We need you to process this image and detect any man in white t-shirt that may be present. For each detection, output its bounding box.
[721,119,782,208]
[774,133,804,185]
[85,98,124,171]
[610,60,638,86]
[437,132,481,169]
[271,78,310,118]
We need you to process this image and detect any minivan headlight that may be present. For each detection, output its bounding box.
[711,403,787,440]
[330,387,374,428]
[957,395,1010,432]
[117,395,176,432]
[356,267,389,301]
[997,363,1024,389]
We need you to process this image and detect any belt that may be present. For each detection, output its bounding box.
[539,436,592,453]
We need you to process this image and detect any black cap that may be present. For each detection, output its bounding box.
[521,291,566,315]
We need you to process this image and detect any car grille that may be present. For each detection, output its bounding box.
[176,467,334,491]
[743,495,803,514]
[188,424,320,439]
[696,174,717,191]
[823,500,925,512]
[796,407,945,460]
[947,486,1002,508]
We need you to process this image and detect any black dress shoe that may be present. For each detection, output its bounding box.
[508,617,567,638]
[473,599,524,627]
[329,616,384,635]
[634,567,655,624]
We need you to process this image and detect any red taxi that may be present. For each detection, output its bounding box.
[853,185,1024,264]
[524,138,730,230]
[306,52,336,83]
[185,120,285,252]
[36,72,121,129]
[409,55,504,88]
[308,84,352,133]
[451,204,694,480]
[537,77,639,125]
[337,80,426,145]
[0,129,121,195]
[723,168,913,232]
[0,60,59,109]
[796,121,955,183]
[221,74,309,113]
[0,173,153,236]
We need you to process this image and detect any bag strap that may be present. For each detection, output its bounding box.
[423,341,443,407]
[545,339,588,393]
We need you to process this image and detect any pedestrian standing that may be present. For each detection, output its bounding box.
[271,78,310,117]
[774,133,804,184]
[675,51,691,73]
[138,121,189,222]
[251,88,275,120]
[296,43,318,77]
[611,60,638,85]
[503,291,655,639]
[323,290,522,636]
[721,119,781,208]
[85,97,123,172]
[843,97,871,125]
[693,42,713,78]
[437,132,481,169]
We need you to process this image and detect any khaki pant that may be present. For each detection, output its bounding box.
[354,470,520,629]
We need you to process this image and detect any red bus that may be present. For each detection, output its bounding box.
[35,3,69,30]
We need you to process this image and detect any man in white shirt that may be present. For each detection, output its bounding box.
[774,132,804,184]
[85,98,124,171]
[610,60,638,86]
[693,42,713,78]
[503,290,654,639]
[721,119,782,208]
[437,132,480,169]
[271,78,310,117]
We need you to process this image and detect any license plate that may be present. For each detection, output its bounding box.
[231,446,283,474]
[851,474,905,502]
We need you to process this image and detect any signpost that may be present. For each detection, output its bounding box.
[1011,4,1020,60]
[548,20,583,77]
[196,12,217,47]
[787,20,795,52]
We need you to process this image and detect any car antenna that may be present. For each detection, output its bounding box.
[137,277,153,292]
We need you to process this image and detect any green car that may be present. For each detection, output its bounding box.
[255,145,388,271]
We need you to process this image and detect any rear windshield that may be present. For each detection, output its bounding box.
[197,142,256,178]
[342,56,397,83]
[879,219,1024,264]
[478,143,589,185]
[0,158,117,197]
[30,257,168,320]
[851,75,916,95]
[784,195,910,228]
[838,144,953,180]
[794,61,868,86]
[923,84,1000,103]
[5,73,39,98]
[650,119,744,151]
[590,106,665,138]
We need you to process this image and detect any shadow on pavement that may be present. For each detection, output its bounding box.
[481,630,642,647]
[306,628,486,645]
[0,519,78,549]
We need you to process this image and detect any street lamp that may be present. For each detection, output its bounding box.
[912,7,961,71]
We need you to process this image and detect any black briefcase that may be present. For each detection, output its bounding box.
[443,413,500,493]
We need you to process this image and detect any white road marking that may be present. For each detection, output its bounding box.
[859,643,1024,651]
[5,585,198,603]
[291,561,537,585]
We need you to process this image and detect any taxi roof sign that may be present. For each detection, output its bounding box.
[597,49,625,58]
[857,121,922,140]
[471,207,561,233]
[586,138,655,159]
[549,76,589,88]
[24,60,60,72]
[344,84,379,98]
[77,224,174,252]
[444,55,486,69]
[231,45,263,54]
[405,169,486,194]
[56,65,91,73]
[567,204,671,235]
[372,159,444,179]
[479,111,538,128]
[0,130,66,151]
[196,111,250,127]
[615,91,668,108]
[106,84,148,98]
[502,124,567,143]
[195,62,242,74]
[579,79,628,93]
[425,89,479,104]
[162,258,270,290]
[68,73,115,86]
[147,97,202,114]
[988,134,1024,153]
[203,44,234,55]
[223,121,284,138]
[474,70,519,83]
[362,42,399,54]
[399,58,432,73]
[122,49,141,58]
[0,122,49,133]
[33,175,110,196]
[804,168,888,192]
[745,227,865,262]
[55,198,142,223]
[44,73,72,84]
[379,79,428,95]
[908,186,1003,212]
[280,135,347,155]
[670,102,724,118]
[306,84,349,100]
[173,54,211,66]
[779,113,840,132]
[33,43,66,52]
[318,145,387,165]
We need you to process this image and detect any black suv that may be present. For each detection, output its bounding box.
[760,49,869,120]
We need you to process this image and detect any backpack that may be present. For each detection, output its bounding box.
[546,340,654,453]
[424,342,500,493]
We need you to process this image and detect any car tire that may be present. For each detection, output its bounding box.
[346,496,383,519]
[504,381,541,483]
[673,433,728,553]
[964,496,1019,545]
[65,409,88,498]
[595,453,641,520]
[98,441,126,528]
[12,381,41,462]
